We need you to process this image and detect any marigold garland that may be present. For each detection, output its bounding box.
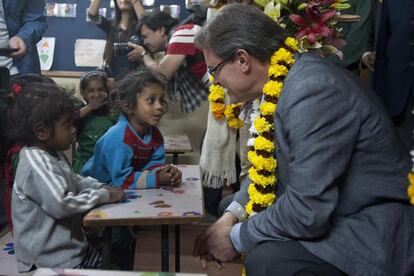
[208,76,244,129]
[246,37,297,217]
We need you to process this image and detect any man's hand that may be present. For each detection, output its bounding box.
[127,42,145,62]
[9,36,27,59]
[193,212,240,269]
[361,51,376,71]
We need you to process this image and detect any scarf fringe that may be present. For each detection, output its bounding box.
[200,166,238,188]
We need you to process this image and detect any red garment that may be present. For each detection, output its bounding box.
[166,24,207,80]
[4,143,23,232]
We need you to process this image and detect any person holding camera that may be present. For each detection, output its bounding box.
[88,0,145,77]
[128,10,209,113]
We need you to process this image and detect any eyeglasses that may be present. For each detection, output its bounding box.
[207,59,227,78]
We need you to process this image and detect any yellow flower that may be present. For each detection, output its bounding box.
[227,118,244,129]
[407,172,414,205]
[208,84,225,102]
[285,37,299,51]
[259,101,277,116]
[211,102,225,119]
[248,150,277,171]
[249,167,276,187]
[254,117,273,134]
[271,48,295,65]
[268,64,289,77]
[263,80,283,97]
[246,201,254,216]
[245,45,297,218]
[254,136,274,152]
[248,184,276,205]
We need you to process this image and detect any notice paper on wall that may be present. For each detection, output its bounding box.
[74,39,106,67]
[37,37,55,71]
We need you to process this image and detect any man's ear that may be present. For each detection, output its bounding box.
[235,49,251,74]
[33,123,50,141]
[159,26,166,37]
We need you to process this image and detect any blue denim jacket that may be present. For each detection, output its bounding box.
[3,0,47,74]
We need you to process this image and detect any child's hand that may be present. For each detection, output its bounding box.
[159,165,182,186]
[108,189,125,203]
[169,165,182,186]
[159,165,173,186]
[88,92,107,110]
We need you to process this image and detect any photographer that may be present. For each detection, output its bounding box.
[128,10,209,113]
[88,0,145,77]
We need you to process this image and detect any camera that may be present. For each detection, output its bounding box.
[113,35,144,56]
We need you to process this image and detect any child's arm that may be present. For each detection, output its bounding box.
[78,93,107,119]
[17,149,112,219]
[104,142,166,189]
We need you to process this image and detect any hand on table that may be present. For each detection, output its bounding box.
[159,165,182,186]
[103,186,125,203]
[193,212,240,269]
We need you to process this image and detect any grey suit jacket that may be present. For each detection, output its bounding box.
[235,53,414,275]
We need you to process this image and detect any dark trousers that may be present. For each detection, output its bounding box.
[245,240,347,276]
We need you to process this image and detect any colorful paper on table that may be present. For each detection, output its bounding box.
[0,231,18,276]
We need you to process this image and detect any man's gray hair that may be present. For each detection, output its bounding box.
[195,4,289,63]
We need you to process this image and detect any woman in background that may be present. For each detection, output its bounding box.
[88,0,145,77]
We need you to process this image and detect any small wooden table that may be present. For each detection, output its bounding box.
[33,268,207,276]
[84,165,204,272]
[164,135,192,164]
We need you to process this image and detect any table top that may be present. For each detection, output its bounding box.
[164,135,192,153]
[32,268,207,276]
[0,231,19,276]
[84,165,204,227]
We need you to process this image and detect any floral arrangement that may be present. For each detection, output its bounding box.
[208,76,244,129]
[408,155,414,204]
[245,37,298,216]
[207,0,354,128]
[255,0,351,58]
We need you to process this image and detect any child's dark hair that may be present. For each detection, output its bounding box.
[0,74,58,167]
[10,73,56,89]
[79,70,108,94]
[9,83,75,145]
[113,68,168,115]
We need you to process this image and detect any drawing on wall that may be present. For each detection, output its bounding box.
[36,37,55,71]
[74,39,106,67]
[160,5,180,19]
[45,3,77,18]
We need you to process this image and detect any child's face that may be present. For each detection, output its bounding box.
[48,115,76,152]
[82,79,106,104]
[127,83,166,134]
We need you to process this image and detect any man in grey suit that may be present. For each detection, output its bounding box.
[192,4,414,275]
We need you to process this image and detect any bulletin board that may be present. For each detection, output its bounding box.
[43,0,189,73]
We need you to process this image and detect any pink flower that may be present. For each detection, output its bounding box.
[289,5,336,44]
